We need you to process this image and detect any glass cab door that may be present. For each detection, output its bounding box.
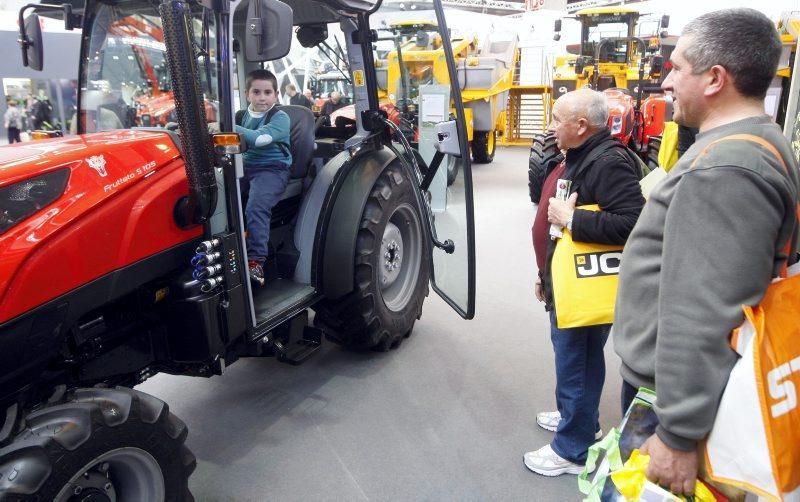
[371,0,476,318]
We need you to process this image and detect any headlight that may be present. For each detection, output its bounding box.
[0,168,70,235]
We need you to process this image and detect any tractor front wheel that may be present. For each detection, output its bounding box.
[471,130,497,164]
[0,387,195,501]
[316,162,431,351]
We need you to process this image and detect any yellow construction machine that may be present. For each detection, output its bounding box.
[375,20,518,163]
[551,6,668,100]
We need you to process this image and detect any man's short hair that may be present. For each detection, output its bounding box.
[245,69,278,93]
[562,89,608,128]
[585,90,609,128]
[286,84,296,92]
[681,8,781,99]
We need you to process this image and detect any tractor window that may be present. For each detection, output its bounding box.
[79,0,219,133]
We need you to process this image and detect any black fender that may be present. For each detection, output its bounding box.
[319,147,399,300]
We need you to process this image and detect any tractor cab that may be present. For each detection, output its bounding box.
[552,6,667,98]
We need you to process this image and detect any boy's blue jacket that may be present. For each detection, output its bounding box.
[235,107,292,167]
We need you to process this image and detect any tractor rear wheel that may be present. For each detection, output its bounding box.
[646,135,662,170]
[316,162,431,351]
[0,387,195,501]
[528,132,563,204]
[471,130,497,164]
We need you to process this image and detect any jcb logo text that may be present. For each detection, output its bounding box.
[574,252,622,278]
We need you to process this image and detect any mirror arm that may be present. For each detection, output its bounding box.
[420,150,443,192]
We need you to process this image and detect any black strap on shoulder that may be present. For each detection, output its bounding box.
[572,139,645,184]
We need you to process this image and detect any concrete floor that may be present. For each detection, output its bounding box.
[138,146,624,501]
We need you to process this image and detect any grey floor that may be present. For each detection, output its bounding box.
[138,146,624,501]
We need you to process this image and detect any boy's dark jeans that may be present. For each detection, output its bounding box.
[241,161,290,263]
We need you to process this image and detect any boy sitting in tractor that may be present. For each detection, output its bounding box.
[235,69,293,286]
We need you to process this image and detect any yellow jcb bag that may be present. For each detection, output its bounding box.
[551,204,622,329]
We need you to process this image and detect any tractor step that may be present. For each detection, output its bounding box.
[274,326,322,365]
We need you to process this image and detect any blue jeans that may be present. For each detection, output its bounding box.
[549,311,610,464]
[242,162,290,262]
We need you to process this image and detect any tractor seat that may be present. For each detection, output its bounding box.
[279,105,315,200]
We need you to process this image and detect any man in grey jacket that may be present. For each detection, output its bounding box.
[613,8,799,496]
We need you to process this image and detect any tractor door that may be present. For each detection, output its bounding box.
[372,1,476,318]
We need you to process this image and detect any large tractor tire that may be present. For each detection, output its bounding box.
[0,387,195,501]
[316,162,431,351]
[471,130,497,164]
[646,135,662,171]
[528,132,562,204]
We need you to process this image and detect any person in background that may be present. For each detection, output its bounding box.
[320,90,346,117]
[614,8,799,496]
[285,84,312,109]
[235,69,293,287]
[525,88,645,477]
[4,98,23,144]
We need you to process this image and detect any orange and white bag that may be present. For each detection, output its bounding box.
[704,263,800,501]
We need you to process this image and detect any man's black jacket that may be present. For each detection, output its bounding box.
[541,128,645,310]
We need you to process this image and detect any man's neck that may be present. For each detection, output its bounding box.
[698,98,766,133]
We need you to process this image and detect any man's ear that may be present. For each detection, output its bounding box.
[576,117,589,136]
[704,65,727,97]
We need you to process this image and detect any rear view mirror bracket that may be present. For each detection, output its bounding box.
[18,3,80,71]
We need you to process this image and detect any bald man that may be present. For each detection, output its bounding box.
[526,88,645,477]
[320,90,346,117]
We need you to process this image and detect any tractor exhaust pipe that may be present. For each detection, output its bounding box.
[159,0,217,227]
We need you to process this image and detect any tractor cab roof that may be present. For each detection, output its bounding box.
[35,0,381,26]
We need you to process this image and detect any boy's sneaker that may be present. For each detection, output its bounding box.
[248,260,265,286]
[523,444,590,477]
[536,410,603,439]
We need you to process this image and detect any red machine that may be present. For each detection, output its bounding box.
[603,88,670,165]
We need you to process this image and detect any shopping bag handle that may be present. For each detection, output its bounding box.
[578,428,623,497]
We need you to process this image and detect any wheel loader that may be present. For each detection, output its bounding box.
[0,0,476,497]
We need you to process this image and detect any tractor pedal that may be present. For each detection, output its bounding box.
[275,326,322,365]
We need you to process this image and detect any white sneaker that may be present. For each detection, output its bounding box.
[523,444,590,477]
[536,410,561,431]
[536,411,604,440]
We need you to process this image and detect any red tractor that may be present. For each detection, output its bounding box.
[0,0,476,498]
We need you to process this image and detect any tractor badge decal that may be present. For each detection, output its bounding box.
[86,155,108,177]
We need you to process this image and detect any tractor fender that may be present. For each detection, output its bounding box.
[292,147,398,299]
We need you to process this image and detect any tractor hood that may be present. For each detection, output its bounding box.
[0,130,181,188]
[0,130,193,323]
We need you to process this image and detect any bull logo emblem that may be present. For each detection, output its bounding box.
[86,155,108,177]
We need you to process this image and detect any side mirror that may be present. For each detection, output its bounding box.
[296,24,328,49]
[245,0,292,62]
[20,12,43,71]
[649,55,664,78]
[660,15,670,29]
[554,19,562,32]
[553,33,561,42]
